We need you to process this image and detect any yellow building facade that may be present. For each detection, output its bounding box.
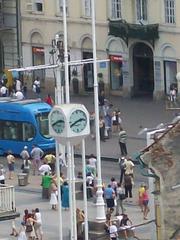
[20,0,180,98]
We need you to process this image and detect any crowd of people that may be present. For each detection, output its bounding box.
[10,208,43,240]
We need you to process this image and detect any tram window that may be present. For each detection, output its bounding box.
[36,112,51,138]
[23,123,35,141]
[0,120,35,141]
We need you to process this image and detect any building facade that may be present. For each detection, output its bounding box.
[20,0,180,98]
[0,0,19,75]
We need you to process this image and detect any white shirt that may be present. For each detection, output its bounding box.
[88,157,96,168]
[124,160,134,175]
[0,86,7,94]
[15,91,24,100]
[109,224,118,238]
[35,212,42,224]
[16,79,21,91]
[39,164,51,175]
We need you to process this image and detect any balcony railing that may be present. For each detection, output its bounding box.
[0,184,15,213]
[0,184,20,221]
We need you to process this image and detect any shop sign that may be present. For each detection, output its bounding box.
[110,55,123,62]
[32,47,44,54]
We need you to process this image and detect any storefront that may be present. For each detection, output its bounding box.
[109,55,123,90]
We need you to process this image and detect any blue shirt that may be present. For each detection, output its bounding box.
[104,187,114,199]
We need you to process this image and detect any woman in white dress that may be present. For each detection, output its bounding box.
[50,182,58,210]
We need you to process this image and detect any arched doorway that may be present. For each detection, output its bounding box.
[133,43,154,97]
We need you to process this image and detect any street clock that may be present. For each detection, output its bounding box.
[49,104,90,145]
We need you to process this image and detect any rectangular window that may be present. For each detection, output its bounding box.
[165,0,175,24]
[26,0,43,13]
[59,0,68,16]
[111,0,121,19]
[84,0,91,17]
[136,0,147,21]
[35,0,43,12]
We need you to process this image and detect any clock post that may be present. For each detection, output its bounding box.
[49,104,90,240]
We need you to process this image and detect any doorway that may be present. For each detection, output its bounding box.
[133,43,154,97]
[83,51,94,92]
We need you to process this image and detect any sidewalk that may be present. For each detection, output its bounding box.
[2,166,155,240]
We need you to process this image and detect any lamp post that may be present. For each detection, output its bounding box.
[91,0,106,221]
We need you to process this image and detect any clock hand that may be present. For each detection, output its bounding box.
[52,119,65,126]
[70,118,86,128]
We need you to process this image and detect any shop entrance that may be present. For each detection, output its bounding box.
[133,43,154,97]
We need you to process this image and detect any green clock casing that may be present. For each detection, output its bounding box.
[50,110,65,134]
[69,109,87,133]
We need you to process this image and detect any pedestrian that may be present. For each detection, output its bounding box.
[119,214,136,239]
[112,111,118,133]
[88,154,97,176]
[33,77,40,96]
[22,83,28,98]
[16,222,27,240]
[30,144,44,175]
[15,78,22,92]
[118,127,128,156]
[110,177,118,195]
[49,182,58,210]
[142,185,150,220]
[22,209,29,225]
[103,184,116,213]
[138,183,145,212]
[124,174,133,202]
[44,93,54,106]
[22,159,31,179]
[15,90,24,100]
[7,150,15,179]
[0,164,6,184]
[38,160,51,176]
[25,213,36,240]
[20,146,30,161]
[44,153,56,174]
[117,111,122,131]
[98,90,105,116]
[62,181,69,210]
[34,208,43,240]
[104,212,111,234]
[85,159,94,177]
[76,208,85,237]
[0,84,8,97]
[41,172,52,199]
[89,111,95,139]
[119,156,127,185]
[109,221,118,240]
[124,158,134,181]
[99,115,106,142]
[115,183,126,215]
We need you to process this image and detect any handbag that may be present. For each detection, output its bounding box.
[119,193,126,200]
[26,224,33,232]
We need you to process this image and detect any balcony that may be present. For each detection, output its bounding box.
[109,20,159,47]
[0,184,20,221]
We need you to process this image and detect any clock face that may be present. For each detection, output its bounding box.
[69,109,87,133]
[50,110,65,134]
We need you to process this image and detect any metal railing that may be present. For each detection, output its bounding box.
[0,184,15,213]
